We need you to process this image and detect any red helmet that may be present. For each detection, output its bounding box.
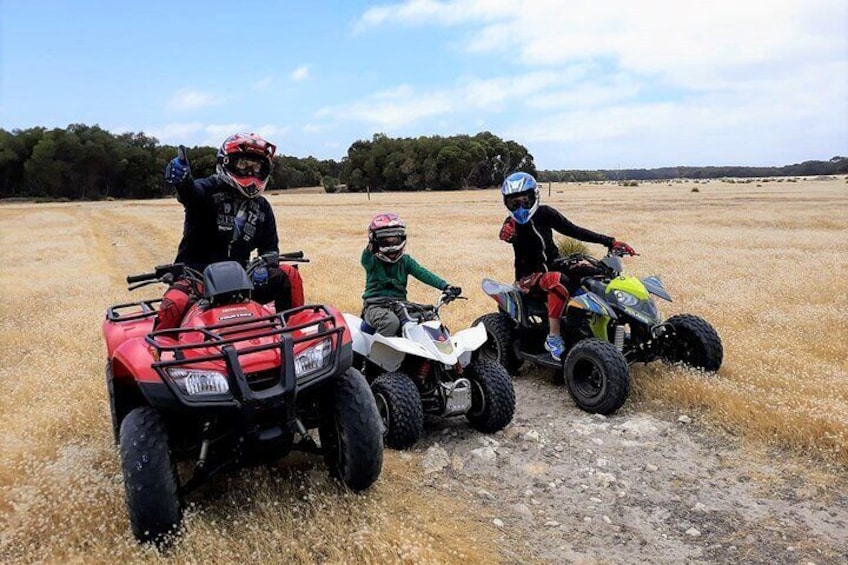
[216,133,277,198]
[368,212,407,263]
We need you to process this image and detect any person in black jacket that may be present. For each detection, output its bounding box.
[498,172,635,360]
[156,133,304,329]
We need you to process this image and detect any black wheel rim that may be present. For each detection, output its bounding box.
[673,334,701,366]
[374,391,391,437]
[479,332,501,363]
[468,378,487,417]
[571,357,606,399]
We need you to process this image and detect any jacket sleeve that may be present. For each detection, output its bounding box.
[361,247,375,269]
[175,175,217,207]
[256,201,280,255]
[545,206,614,247]
[405,255,448,290]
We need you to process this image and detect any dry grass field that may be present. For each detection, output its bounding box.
[0,178,846,563]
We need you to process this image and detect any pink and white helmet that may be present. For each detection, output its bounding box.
[368,212,407,263]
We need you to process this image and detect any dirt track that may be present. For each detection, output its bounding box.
[406,367,848,564]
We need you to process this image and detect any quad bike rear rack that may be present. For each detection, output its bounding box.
[105,298,163,322]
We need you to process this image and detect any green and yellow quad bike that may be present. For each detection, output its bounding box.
[474,248,723,415]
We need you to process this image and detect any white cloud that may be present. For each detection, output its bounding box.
[303,123,336,134]
[148,123,293,148]
[316,70,584,129]
[350,0,847,166]
[355,0,848,91]
[290,64,311,81]
[167,89,223,111]
[317,84,453,129]
[355,0,509,32]
[147,122,205,143]
[254,124,288,140]
[251,76,274,90]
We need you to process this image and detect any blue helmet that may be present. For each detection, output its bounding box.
[501,172,540,224]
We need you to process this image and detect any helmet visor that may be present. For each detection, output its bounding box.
[504,191,536,212]
[377,235,404,247]
[229,155,267,178]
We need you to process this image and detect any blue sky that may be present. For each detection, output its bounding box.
[2,0,846,169]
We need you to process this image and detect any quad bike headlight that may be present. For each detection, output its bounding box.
[294,338,332,378]
[613,290,639,307]
[167,368,230,396]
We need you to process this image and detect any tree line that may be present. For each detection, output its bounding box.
[1,124,844,201]
[0,124,341,200]
[338,132,537,192]
[538,157,848,183]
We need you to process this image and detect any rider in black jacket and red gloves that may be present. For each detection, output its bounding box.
[156,132,304,329]
[498,172,635,361]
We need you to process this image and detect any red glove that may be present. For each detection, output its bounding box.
[611,240,637,256]
[499,218,517,242]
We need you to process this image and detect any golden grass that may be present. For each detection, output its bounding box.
[1,178,846,561]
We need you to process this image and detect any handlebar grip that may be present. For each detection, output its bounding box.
[126,272,157,284]
[279,250,304,259]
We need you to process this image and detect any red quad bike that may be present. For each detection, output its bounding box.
[102,251,383,545]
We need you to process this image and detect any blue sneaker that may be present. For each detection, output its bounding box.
[544,335,565,361]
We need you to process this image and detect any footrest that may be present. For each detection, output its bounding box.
[519,351,562,370]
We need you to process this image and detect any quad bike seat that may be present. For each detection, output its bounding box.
[360,320,377,335]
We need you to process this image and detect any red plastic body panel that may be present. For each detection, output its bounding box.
[102,316,155,359]
[103,300,353,384]
[111,338,162,384]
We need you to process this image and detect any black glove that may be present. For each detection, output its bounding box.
[444,285,462,298]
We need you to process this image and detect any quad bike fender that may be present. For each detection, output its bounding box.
[112,338,161,384]
[568,291,617,320]
[369,333,451,372]
[109,340,183,411]
[640,276,672,302]
[342,312,371,357]
[101,316,155,359]
[481,278,523,321]
[451,324,487,365]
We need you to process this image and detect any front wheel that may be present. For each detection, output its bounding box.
[472,313,523,373]
[563,339,631,415]
[370,372,423,450]
[663,314,723,372]
[319,368,384,491]
[119,406,182,545]
[464,359,516,433]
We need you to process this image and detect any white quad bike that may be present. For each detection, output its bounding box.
[343,290,515,449]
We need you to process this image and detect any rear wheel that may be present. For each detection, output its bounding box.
[464,359,516,433]
[473,313,523,373]
[319,368,384,491]
[563,339,631,415]
[663,314,723,372]
[119,406,182,546]
[370,372,423,450]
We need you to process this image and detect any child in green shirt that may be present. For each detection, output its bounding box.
[362,212,460,335]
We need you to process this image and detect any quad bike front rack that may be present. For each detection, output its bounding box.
[144,305,347,446]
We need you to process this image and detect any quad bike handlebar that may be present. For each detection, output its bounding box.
[368,289,466,324]
[125,251,308,291]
